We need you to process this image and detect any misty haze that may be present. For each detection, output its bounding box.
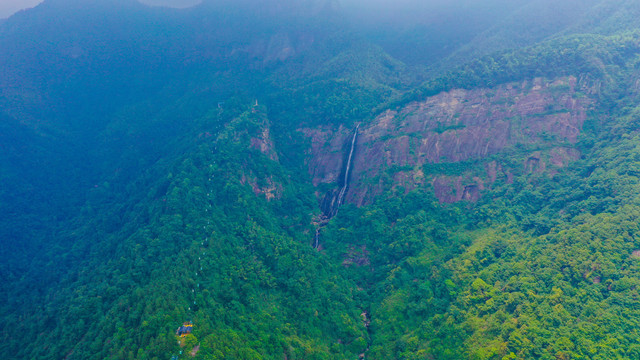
[2,1,640,359]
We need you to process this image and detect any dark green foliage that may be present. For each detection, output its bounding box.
[5,1,640,360]
[392,31,640,110]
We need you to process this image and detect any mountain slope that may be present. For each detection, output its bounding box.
[3,1,640,360]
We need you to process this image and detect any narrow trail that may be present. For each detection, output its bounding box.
[173,147,218,359]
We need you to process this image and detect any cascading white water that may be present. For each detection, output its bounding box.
[336,123,359,207]
[314,124,360,249]
[314,227,321,249]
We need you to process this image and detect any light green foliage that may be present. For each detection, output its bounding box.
[5,2,640,360]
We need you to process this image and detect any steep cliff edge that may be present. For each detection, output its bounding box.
[304,75,596,205]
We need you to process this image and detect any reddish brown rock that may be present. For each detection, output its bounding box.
[250,121,279,162]
[304,76,595,204]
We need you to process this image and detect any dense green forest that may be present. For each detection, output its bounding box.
[3,0,640,359]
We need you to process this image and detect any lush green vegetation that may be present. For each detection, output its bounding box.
[4,1,640,360]
[320,115,640,359]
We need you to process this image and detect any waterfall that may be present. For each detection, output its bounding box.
[336,123,359,208]
[314,227,321,249]
[314,124,360,249]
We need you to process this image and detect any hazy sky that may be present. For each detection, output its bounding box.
[0,0,43,18]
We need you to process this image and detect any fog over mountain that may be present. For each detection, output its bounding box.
[0,0,43,18]
[137,0,201,8]
[3,1,640,359]
[0,0,202,18]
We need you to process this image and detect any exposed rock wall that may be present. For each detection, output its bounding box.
[250,122,279,162]
[303,76,595,204]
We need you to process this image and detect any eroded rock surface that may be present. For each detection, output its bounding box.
[304,76,595,204]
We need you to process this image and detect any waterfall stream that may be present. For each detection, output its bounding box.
[314,227,321,249]
[311,124,369,356]
[336,123,359,208]
[314,124,360,249]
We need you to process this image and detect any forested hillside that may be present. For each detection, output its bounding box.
[2,0,640,359]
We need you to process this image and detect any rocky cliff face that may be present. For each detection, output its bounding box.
[303,76,596,205]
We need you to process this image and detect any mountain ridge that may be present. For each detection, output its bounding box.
[3,1,640,359]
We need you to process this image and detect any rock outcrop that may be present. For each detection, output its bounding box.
[304,76,595,204]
